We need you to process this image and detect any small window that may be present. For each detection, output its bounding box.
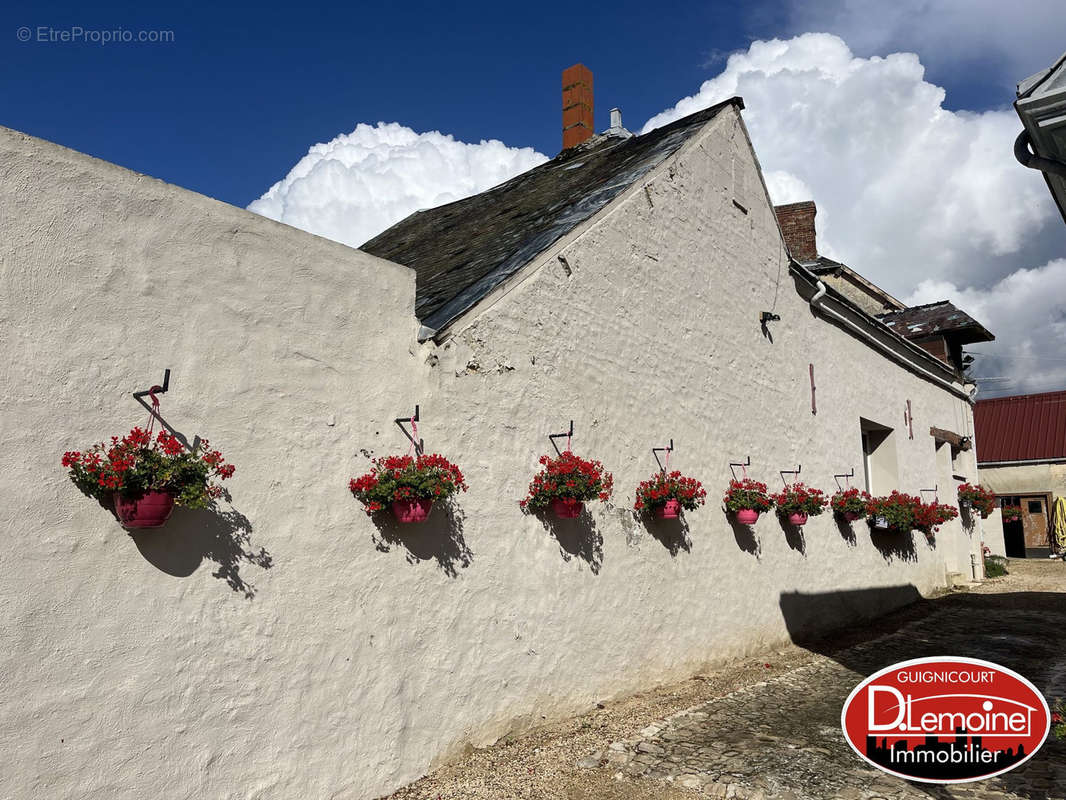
[1028,500,1043,514]
[860,418,898,494]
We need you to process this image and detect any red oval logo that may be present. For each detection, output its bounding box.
[841,656,1050,783]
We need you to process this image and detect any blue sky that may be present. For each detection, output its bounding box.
[1,0,1047,207]
[3,1,1065,395]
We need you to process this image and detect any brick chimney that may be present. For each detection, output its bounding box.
[562,64,594,149]
[774,201,818,262]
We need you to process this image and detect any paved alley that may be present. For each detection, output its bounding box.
[386,560,1066,800]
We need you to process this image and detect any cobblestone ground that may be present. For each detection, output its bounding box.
[386,560,1065,800]
[603,563,1066,800]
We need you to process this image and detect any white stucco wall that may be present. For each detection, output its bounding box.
[1,113,986,800]
[0,127,422,800]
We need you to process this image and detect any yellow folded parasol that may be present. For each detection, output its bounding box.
[1052,496,1066,551]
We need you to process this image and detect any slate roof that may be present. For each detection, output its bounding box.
[361,97,743,336]
[975,390,1066,463]
[876,301,994,344]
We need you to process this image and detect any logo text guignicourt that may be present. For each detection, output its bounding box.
[841,656,1050,783]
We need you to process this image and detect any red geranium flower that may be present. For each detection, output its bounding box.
[521,451,613,511]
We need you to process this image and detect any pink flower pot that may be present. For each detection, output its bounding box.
[734,509,760,525]
[844,511,862,522]
[391,498,433,523]
[654,499,682,519]
[551,498,584,519]
[787,512,808,526]
[114,491,175,529]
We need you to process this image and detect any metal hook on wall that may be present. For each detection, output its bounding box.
[133,368,170,402]
[652,439,674,473]
[833,468,855,491]
[395,404,424,456]
[548,420,574,456]
[779,464,802,486]
[919,484,938,502]
[728,455,751,480]
[131,368,200,452]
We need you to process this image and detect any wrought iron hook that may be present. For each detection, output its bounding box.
[548,420,574,456]
[395,405,424,456]
[652,439,674,473]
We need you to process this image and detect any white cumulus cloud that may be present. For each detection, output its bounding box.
[643,33,1058,289]
[249,122,547,249]
[905,261,1066,398]
[644,33,1065,394]
[776,0,1065,88]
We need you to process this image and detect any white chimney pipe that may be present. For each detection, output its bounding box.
[610,108,622,129]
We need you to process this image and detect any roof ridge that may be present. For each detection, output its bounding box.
[362,97,744,337]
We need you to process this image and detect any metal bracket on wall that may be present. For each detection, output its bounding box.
[833,468,855,491]
[549,420,574,456]
[652,439,674,473]
[919,485,938,502]
[132,368,170,402]
[780,465,802,485]
[131,368,200,452]
[728,456,751,480]
[809,363,816,415]
[395,405,424,456]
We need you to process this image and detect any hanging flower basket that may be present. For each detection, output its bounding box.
[831,487,870,522]
[551,498,584,518]
[865,492,920,533]
[349,453,467,523]
[771,483,827,527]
[634,470,706,519]
[62,427,235,530]
[520,450,613,519]
[113,491,176,528]
[1001,505,1023,523]
[391,497,434,523]
[655,499,682,519]
[914,499,959,536]
[723,478,773,525]
[957,483,996,518]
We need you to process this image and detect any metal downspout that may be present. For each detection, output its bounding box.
[808,279,968,399]
[1014,130,1066,179]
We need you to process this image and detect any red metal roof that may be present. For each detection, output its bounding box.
[974,390,1066,463]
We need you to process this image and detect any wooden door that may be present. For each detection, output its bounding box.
[1020,496,1050,555]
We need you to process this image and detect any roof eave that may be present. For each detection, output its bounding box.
[790,260,966,392]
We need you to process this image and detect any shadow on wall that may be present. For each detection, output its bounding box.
[834,515,858,547]
[728,514,761,558]
[868,527,918,563]
[370,501,472,578]
[131,500,272,599]
[779,584,924,645]
[778,516,807,555]
[536,509,603,574]
[643,514,692,556]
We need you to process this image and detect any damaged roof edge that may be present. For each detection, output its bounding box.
[790,260,969,397]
